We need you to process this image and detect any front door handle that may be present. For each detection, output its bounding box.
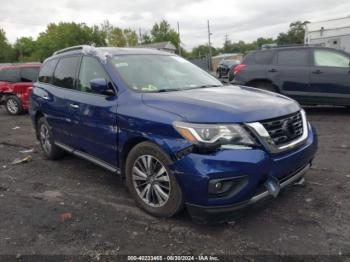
[69,103,79,109]
[42,95,49,100]
[268,69,277,73]
[312,70,323,74]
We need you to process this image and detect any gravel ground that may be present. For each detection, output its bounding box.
[0,106,349,258]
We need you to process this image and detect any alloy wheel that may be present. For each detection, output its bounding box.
[40,125,52,154]
[132,155,171,207]
[6,99,19,114]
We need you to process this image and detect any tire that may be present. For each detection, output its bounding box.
[125,141,184,218]
[252,82,278,93]
[228,72,234,82]
[37,117,65,160]
[5,95,23,115]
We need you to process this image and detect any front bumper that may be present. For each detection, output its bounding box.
[187,163,310,223]
[170,125,318,222]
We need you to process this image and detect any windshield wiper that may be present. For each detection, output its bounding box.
[183,84,223,90]
[153,88,182,93]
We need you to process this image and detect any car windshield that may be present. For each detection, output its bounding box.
[110,54,223,92]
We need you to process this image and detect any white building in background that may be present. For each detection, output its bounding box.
[305,16,350,53]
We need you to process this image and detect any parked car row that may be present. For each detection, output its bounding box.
[28,45,317,222]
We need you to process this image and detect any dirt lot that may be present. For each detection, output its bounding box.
[0,106,349,258]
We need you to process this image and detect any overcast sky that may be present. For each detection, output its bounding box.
[1,0,350,50]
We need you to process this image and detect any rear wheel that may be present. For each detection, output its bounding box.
[37,117,65,160]
[125,141,184,218]
[5,95,23,115]
[251,82,278,93]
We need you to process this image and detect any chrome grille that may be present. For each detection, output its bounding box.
[260,111,303,145]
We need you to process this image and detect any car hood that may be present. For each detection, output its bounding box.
[142,85,300,123]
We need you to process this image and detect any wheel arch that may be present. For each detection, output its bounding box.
[246,79,281,92]
[119,137,150,177]
[34,111,45,139]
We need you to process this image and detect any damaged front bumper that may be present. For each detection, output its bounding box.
[187,163,310,223]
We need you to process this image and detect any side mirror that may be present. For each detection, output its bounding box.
[89,78,114,95]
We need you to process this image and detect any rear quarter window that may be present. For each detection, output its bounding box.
[254,51,274,65]
[38,59,58,83]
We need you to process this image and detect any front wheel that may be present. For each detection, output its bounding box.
[5,96,23,115]
[125,142,184,218]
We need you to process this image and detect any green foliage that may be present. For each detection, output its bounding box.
[191,20,306,58]
[150,20,180,52]
[35,22,106,61]
[0,29,15,62]
[102,20,138,47]
[0,19,309,63]
[14,37,39,62]
[276,21,308,45]
[191,45,219,57]
[141,33,152,44]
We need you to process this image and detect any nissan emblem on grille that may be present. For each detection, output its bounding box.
[282,119,297,139]
[261,112,304,145]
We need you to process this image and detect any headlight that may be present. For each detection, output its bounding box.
[173,121,255,147]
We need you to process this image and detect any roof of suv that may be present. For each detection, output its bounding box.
[47,45,174,62]
[252,45,341,53]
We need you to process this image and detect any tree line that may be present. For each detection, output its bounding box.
[191,21,308,58]
[0,20,307,63]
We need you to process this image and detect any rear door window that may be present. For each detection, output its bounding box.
[0,68,20,82]
[20,67,40,82]
[254,51,274,65]
[277,49,309,66]
[38,59,58,83]
[313,49,350,67]
[53,56,80,89]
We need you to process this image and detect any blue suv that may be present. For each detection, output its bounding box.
[30,46,318,222]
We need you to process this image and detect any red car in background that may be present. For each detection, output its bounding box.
[0,63,41,115]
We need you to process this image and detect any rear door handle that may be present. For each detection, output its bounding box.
[312,70,323,74]
[69,103,79,109]
[268,69,277,73]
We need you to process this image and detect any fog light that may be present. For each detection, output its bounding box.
[214,182,223,190]
[208,176,248,198]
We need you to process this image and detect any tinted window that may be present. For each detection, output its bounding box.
[314,49,350,67]
[20,67,40,82]
[38,59,58,83]
[0,68,19,82]
[78,56,109,93]
[53,56,80,89]
[277,49,309,66]
[254,51,274,64]
[243,53,254,64]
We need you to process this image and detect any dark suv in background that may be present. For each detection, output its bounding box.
[234,46,350,107]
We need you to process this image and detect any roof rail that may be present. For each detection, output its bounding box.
[53,45,93,55]
[261,44,311,50]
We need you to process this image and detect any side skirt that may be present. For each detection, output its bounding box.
[55,142,120,174]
